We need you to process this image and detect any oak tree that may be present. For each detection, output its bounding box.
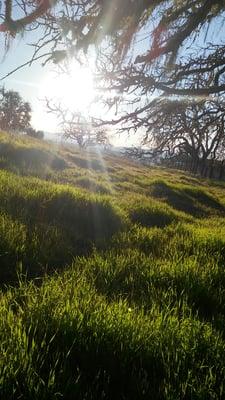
[142,97,225,174]
[0,87,31,132]
[1,1,225,137]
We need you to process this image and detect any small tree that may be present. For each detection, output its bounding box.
[46,100,110,149]
[0,87,31,132]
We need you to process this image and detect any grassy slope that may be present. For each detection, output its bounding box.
[1,132,225,398]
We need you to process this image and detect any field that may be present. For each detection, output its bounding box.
[1,131,225,399]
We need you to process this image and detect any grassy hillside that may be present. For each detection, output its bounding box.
[1,131,225,398]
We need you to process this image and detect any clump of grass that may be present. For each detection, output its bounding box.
[150,179,225,217]
[126,195,179,228]
[113,222,225,267]
[0,212,78,282]
[0,141,67,176]
[0,170,125,241]
[67,153,105,171]
[0,170,126,283]
[1,268,225,399]
[74,247,225,325]
[75,176,112,194]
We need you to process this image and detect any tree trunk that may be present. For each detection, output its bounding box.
[219,160,225,180]
[209,159,214,179]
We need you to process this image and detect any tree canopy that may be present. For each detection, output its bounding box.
[1,1,224,94]
[144,97,225,163]
[25,127,44,140]
[0,87,31,132]
[46,100,110,148]
[1,1,225,139]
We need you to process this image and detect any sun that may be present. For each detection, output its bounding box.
[40,61,95,113]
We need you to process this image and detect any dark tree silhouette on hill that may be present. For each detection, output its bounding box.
[25,127,44,140]
[142,98,225,175]
[0,87,31,132]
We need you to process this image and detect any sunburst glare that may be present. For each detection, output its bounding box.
[39,60,95,113]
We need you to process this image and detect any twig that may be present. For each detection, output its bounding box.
[0,52,52,81]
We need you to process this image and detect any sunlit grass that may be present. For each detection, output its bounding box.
[1,132,225,398]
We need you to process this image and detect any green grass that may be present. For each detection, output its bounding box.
[0,169,125,282]
[1,131,225,398]
[0,132,67,176]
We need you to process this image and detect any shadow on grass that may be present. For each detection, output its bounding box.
[0,186,125,284]
[126,195,179,228]
[67,154,105,172]
[75,177,111,194]
[83,249,225,339]
[150,180,225,216]
[129,206,177,228]
[0,142,67,173]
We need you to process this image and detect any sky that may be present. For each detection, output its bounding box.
[0,32,137,146]
[0,4,53,130]
[0,5,224,147]
[2,37,148,149]
[0,31,63,133]
[0,0,151,147]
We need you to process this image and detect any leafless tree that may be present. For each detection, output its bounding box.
[46,99,110,148]
[138,97,225,175]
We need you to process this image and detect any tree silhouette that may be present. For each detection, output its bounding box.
[1,1,225,136]
[25,127,44,140]
[46,100,110,149]
[142,97,225,174]
[1,1,224,96]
